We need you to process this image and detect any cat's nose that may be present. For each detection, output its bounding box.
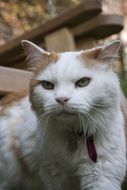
[55,97,70,105]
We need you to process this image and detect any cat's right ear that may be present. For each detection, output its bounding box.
[21,40,50,66]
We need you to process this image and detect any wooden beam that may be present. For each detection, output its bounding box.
[45,27,76,52]
[2,14,123,68]
[0,67,33,94]
[71,14,123,39]
[0,0,101,62]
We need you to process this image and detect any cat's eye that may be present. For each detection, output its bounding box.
[41,80,54,90]
[75,77,91,87]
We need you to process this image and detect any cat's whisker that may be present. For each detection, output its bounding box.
[90,106,109,116]
[80,114,88,134]
[78,112,93,136]
[38,114,48,125]
[34,104,44,109]
[75,103,110,118]
[80,103,109,116]
[79,110,104,137]
[78,114,84,133]
[70,102,107,108]
[44,104,57,110]
[92,102,110,107]
[85,112,97,136]
[36,110,52,127]
[88,111,106,137]
[38,111,50,119]
[44,108,57,114]
[39,116,50,148]
[90,109,106,123]
[59,101,109,136]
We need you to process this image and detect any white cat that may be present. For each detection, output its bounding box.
[0,40,126,190]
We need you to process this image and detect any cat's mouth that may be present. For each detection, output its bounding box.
[53,106,77,115]
[44,105,80,119]
[56,110,76,116]
[53,109,78,122]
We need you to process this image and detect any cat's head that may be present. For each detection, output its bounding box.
[22,40,121,128]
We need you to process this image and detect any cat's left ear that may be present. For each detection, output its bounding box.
[22,40,49,56]
[96,40,121,63]
[21,40,50,66]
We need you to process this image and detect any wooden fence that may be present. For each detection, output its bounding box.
[0,0,123,94]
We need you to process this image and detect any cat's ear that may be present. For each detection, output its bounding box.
[96,40,121,63]
[21,40,50,66]
[22,40,50,56]
[81,40,121,68]
[22,40,59,73]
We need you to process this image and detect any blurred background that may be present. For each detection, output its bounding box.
[0,0,127,98]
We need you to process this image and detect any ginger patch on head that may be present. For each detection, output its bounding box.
[22,40,59,75]
[78,47,102,68]
[79,41,121,69]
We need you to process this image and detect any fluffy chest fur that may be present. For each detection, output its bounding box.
[10,100,125,190]
[36,114,125,189]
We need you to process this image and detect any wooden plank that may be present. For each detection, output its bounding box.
[0,13,123,67]
[1,26,76,66]
[0,42,45,67]
[0,0,101,62]
[0,67,33,94]
[1,14,123,68]
[45,27,76,52]
[76,37,98,50]
[71,14,123,39]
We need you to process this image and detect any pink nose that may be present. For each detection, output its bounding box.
[55,97,70,105]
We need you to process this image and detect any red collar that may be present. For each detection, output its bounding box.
[86,134,97,163]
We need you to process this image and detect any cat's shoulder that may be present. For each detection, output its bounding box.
[0,91,29,116]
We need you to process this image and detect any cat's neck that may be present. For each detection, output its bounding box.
[34,106,123,167]
[41,114,80,135]
[37,107,121,139]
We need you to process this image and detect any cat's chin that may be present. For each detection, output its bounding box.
[54,111,77,122]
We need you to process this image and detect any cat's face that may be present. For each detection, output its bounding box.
[22,40,121,123]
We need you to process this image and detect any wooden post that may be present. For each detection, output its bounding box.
[44,27,76,52]
[76,37,98,50]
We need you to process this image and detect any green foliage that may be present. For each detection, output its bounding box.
[122,182,127,190]
[120,77,127,98]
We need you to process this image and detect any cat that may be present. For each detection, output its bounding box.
[0,40,126,190]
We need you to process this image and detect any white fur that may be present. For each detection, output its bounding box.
[0,49,126,190]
